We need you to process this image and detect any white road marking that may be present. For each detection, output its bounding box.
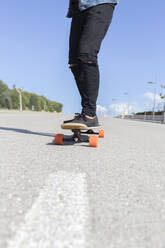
[8,171,89,248]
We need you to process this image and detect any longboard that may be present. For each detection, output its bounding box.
[61,123,101,130]
[54,123,104,148]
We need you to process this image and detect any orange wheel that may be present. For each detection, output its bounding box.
[89,136,98,148]
[54,134,64,145]
[99,130,104,138]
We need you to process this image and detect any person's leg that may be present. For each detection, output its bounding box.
[77,3,115,117]
[68,5,89,112]
[64,3,115,126]
[64,4,91,124]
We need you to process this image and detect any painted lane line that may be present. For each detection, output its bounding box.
[8,171,89,248]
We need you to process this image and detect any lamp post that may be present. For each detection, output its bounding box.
[124,92,129,116]
[147,81,157,120]
[111,98,116,118]
[160,84,165,110]
[13,85,23,111]
[160,84,165,123]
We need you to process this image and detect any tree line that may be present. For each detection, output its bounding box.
[0,80,63,112]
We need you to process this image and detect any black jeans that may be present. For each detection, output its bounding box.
[69,3,115,116]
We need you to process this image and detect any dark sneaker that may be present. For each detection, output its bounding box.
[63,113,81,124]
[63,113,100,127]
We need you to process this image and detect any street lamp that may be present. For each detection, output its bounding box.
[147,81,157,120]
[124,92,129,116]
[160,84,165,110]
[13,85,23,111]
[160,84,165,123]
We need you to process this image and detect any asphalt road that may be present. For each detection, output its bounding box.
[0,111,165,248]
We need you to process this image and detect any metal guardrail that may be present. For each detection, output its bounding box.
[124,113,165,124]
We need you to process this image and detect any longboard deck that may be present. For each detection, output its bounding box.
[61,123,101,130]
[55,123,104,147]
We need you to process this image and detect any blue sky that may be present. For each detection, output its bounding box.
[0,0,165,116]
